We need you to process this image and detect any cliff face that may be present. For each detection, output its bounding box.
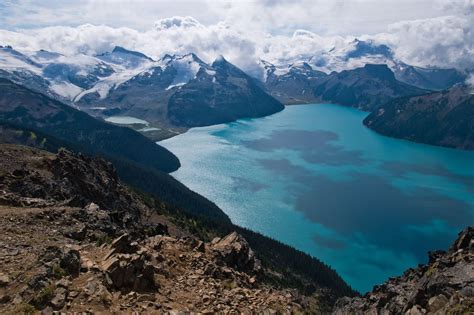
[0,144,347,313]
[333,227,474,314]
[364,85,474,150]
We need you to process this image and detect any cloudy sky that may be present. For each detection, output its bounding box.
[0,0,472,73]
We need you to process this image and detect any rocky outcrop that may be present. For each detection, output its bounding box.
[333,227,474,314]
[210,232,262,274]
[0,144,143,226]
[101,234,158,292]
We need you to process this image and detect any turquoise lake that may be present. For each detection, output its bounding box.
[160,104,474,293]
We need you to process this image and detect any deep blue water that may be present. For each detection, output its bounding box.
[160,104,474,293]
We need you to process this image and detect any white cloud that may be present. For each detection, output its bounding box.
[154,16,202,31]
[0,1,472,76]
[379,14,474,70]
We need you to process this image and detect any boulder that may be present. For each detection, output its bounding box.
[60,248,81,277]
[102,253,158,292]
[405,305,424,315]
[50,287,67,310]
[101,238,158,292]
[210,232,262,274]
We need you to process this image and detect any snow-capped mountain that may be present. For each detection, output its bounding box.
[261,59,426,110]
[73,47,159,103]
[261,60,328,104]
[0,45,160,103]
[96,46,154,68]
[262,39,466,92]
[77,53,283,127]
[0,45,55,99]
[258,39,466,106]
[0,41,467,133]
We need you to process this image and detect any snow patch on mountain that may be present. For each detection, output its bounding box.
[163,54,204,90]
[97,46,154,69]
[50,81,83,99]
[74,65,149,101]
[0,47,42,74]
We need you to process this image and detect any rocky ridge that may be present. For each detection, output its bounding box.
[333,227,474,314]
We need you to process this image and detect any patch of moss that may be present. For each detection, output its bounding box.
[52,264,66,279]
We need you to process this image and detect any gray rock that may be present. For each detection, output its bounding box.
[60,248,81,277]
[211,232,262,274]
[50,287,68,310]
[101,250,158,292]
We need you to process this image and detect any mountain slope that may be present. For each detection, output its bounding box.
[364,85,474,150]
[262,60,328,104]
[168,56,284,127]
[393,63,467,91]
[0,45,117,102]
[0,144,356,313]
[0,78,180,173]
[313,64,427,110]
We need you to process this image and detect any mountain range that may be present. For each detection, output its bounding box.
[260,39,467,108]
[0,40,472,149]
[0,45,284,136]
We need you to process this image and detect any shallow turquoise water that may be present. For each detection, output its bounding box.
[160,104,474,293]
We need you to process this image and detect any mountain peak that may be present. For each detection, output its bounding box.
[212,54,228,65]
[363,64,395,80]
[162,53,205,66]
[111,46,154,61]
[347,39,393,59]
